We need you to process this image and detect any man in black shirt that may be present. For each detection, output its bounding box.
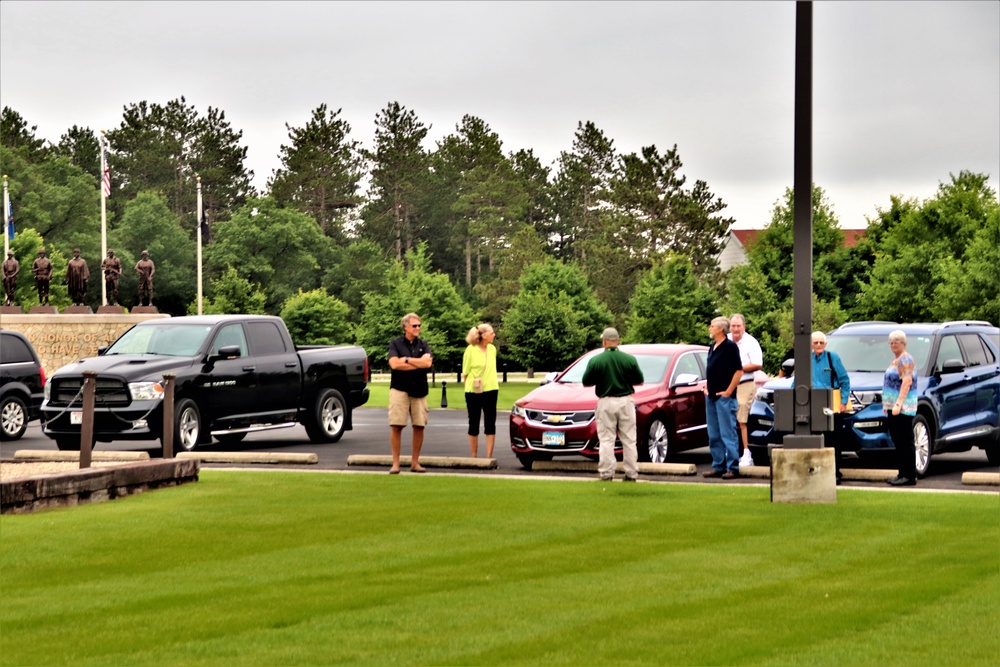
[703,316,744,479]
[387,312,433,474]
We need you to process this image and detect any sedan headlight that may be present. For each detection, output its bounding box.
[511,403,527,418]
[129,381,164,401]
[44,383,51,401]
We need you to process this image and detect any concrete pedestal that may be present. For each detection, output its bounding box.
[771,447,837,504]
[63,305,93,314]
[28,305,58,314]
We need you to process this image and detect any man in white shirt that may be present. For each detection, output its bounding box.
[728,313,763,466]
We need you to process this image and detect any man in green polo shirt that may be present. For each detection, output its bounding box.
[582,327,645,482]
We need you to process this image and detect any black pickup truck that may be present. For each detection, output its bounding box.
[41,315,369,452]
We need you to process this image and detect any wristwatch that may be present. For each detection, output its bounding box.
[403,357,408,365]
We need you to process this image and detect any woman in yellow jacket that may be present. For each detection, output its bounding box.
[462,323,499,457]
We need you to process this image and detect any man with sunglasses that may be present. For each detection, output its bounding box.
[387,312,434,474]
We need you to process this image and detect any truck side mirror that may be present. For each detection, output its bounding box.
[210,345,242,362]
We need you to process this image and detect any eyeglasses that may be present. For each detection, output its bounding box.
[410,323,421,328]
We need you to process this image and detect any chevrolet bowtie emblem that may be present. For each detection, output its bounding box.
[547,416,565,423]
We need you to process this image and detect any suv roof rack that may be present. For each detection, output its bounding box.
[833,321,899,330]
[940,320,995,329]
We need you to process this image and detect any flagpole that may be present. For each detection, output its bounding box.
[196,176,203,315]
[2,175,9,259]
[100,130,109,306]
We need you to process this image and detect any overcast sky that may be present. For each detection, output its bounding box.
[1,1,997,230]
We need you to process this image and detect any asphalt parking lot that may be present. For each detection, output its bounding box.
[3,407,997,492]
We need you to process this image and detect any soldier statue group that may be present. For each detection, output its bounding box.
[2,247,155,309]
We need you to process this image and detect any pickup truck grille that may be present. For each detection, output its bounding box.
[49,377,131,407]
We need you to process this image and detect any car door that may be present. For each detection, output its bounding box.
[668,351,708,448]
[926,334,979,440]
[245,320,300,417]
[958,333,1000,429]
[201,323,257,425]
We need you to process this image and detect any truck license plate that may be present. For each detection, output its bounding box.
[70,411,83,425]
[542,431,565,447]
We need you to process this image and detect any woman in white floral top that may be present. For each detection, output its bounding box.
[883,330,918,486]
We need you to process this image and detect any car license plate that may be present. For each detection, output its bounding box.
[70,411,83,425]
[542,431,565,447]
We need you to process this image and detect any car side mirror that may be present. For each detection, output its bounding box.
[939,358,966,376]
[97,346,108,356]
[211,345,242,362]
[671,373,701,389]
[539,371,559,386]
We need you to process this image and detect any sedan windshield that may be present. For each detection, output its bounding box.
[826,334,933,374]
[105,324,214,357]
[558,352,672,384]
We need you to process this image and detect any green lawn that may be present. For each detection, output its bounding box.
[2,472,998,666]
[366,381,539,411]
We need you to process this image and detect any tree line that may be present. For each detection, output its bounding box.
[2,101,997,374]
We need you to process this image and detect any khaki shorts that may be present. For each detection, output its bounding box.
[388,388,429,427]
[736,381,756,423]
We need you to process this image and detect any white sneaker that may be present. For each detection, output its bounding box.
[739,449,754,468]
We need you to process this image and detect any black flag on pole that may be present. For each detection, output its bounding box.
[200,206,212,244]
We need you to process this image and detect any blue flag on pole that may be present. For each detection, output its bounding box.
[5,197,12,241]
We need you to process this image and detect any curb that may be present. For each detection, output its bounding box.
[962,471,1000,486]
[532,461,699,476]
[347,455,497,470]
[176,452,318,465]
[14,450,151,462]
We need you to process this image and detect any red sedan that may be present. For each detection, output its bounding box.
[510,344,709,469]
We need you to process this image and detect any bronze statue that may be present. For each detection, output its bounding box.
[101,248,122,306]
[31,248,53,305]
[66,247,90,306]
[134,250,155,306]
[2,250,18,307]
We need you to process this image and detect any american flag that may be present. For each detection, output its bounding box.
[102,147,111,197]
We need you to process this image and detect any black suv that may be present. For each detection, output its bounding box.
[0,330,47,441]
[749,321,1000,475]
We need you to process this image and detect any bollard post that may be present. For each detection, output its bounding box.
[441,381,448,408]
[161,373,175,458]
[457,369,462,382]
[79,371,97,469]
[503,362,508,383]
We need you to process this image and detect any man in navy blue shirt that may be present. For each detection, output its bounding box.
[703,316,744,479]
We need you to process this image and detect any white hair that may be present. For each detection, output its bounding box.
[889,330,907,344]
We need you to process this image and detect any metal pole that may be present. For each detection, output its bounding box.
[161,374,175,458]
[196,177,203,315]
[100,132,108,306]
[791,0,817,439]
[2,176,9,259]
[80,371,97,469]
[441,381,448,408]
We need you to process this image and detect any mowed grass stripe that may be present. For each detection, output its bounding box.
[2,472,997,666]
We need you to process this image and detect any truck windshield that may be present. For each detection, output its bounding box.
[105,324,214,357]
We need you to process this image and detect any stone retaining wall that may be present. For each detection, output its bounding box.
[1,458,199,514]
[0,313,169,372]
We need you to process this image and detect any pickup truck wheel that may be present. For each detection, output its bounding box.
[174,399,203,453]
[0,395,28,441]
[305,388,346,443]
[913,414,932,477]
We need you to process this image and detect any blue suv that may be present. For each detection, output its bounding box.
[748,321,1000,475]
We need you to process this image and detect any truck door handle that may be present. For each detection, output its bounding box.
[285,362,297,368]
[243,366,256,372]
